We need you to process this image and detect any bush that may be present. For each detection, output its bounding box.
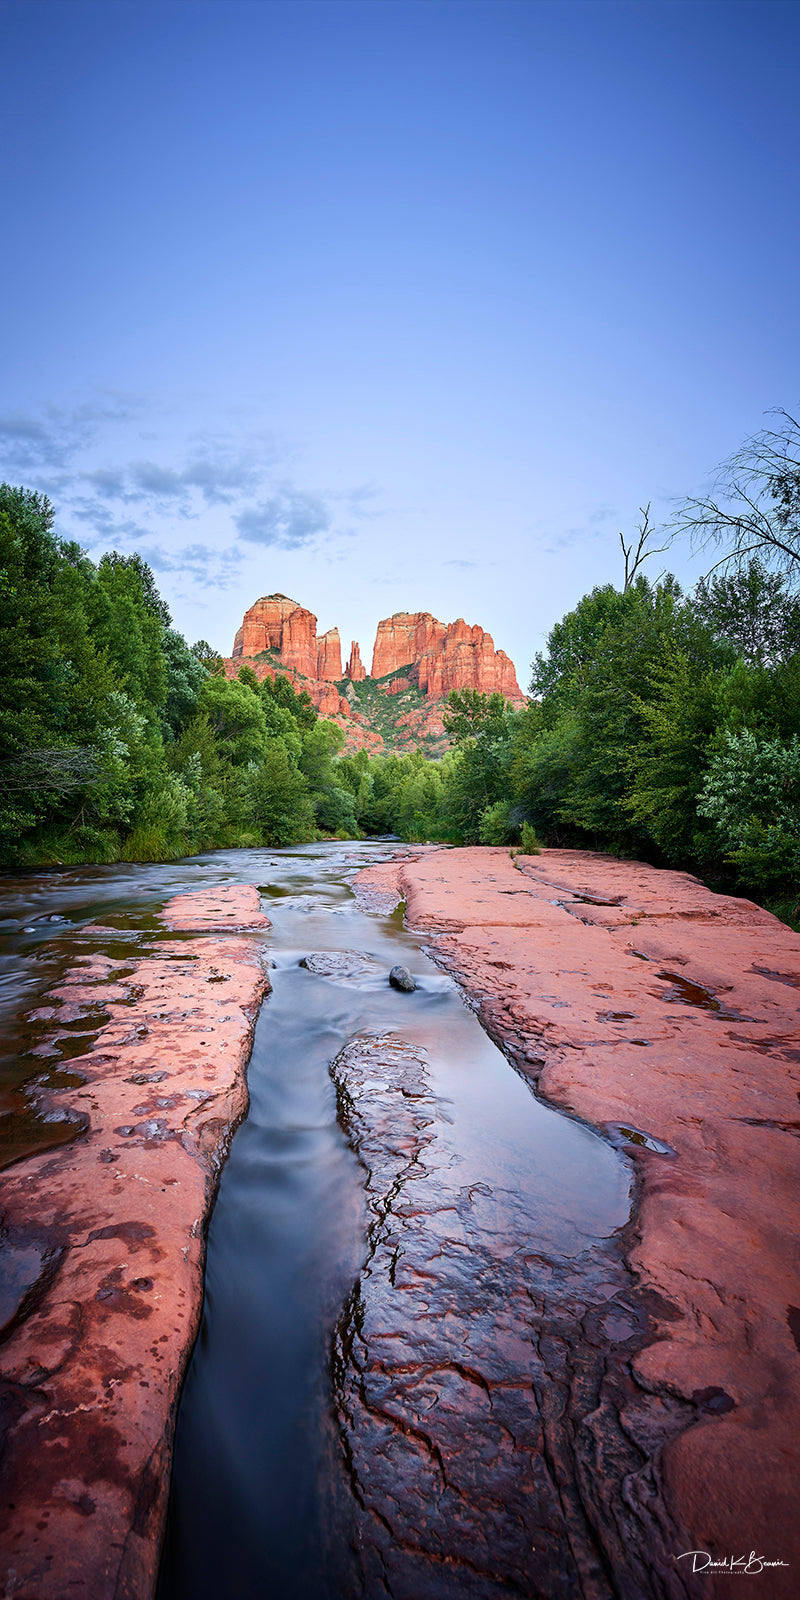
[519,821,542,855]
[478,799,517,846]
[698,729,800,892]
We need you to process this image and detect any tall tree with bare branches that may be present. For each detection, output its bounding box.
[670,409,800,585]
[619,504,667,591]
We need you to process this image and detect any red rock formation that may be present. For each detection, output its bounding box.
[316,627,342,681]
[417,619,522,697]
[370,610,523,699]
[309,681,349,717]
[371,612,446,679]
[345,641,366,681]
[355,848,800,1597]
[233,594,319,678]
[0,887,269,1600]
[226,596,524,754]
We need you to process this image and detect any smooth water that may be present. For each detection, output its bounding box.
[0,843,631,1597]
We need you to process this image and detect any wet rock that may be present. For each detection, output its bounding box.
[161,883,270,932]
[389,963,416,991]
[330,1034,686,1599]
[299,951,382,982]
[357,845,800,1594]
[0,885,270,1600]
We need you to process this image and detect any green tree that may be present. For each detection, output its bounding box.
[251,743,316,845]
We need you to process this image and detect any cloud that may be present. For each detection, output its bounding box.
[444,558,480,569]
[67,495,157,545]
[543,523,609,555]
[332,483,382,519]
[0,399,374,574]
[82,467,129,500]
[0,398,140,474]
[235,487,331,547]
[145,542,244,589]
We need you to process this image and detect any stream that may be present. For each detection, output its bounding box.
[1,842,635,1598]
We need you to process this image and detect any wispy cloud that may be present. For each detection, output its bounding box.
[235,486,331,548]
[146,542,244,589]
[543,523,608,555]
[0,397,141,475]
[0,400,374,579]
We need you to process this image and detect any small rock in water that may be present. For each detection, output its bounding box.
[389,964,416,992]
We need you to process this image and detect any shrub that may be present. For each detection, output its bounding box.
[698,729,800,891]
[478,799,517,846]
[519,821,542,855]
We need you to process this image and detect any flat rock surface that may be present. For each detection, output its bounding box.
[356,847,800,1595]
[0,886,270,1600]
[160,883,270,931]
[331,1033,690,1600]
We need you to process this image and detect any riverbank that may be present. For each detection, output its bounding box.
[356,846,800,1595]
[0,885,269,1600]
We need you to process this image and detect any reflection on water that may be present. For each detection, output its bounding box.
[1,844,632,1597]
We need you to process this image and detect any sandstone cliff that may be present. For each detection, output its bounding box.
[316,627,342,680]
[225,595,525,756]
[371,610,523,698]
[371,613,447,679]
[232,593,320,678]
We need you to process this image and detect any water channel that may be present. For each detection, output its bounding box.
[1,842,634,1598]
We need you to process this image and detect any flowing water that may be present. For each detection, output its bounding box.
[1,842,634,1598]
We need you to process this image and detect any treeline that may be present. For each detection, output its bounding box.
[0,485,359,864]
[3,404,799,927]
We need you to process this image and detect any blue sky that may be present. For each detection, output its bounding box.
[1,0,798,683]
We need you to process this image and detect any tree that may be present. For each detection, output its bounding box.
[619,504,667,591]
[693,559,800,667]
[670,409,800,585]
[698,729,800,892]
[198,677,268,765]
[251,743,316,845]
[99,552,172,625]
[162,630,208,736]
[191,639,225,675]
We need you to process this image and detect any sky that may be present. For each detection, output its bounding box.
[1,0,798,687]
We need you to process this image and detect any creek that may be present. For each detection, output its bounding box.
[1,842,633,1598]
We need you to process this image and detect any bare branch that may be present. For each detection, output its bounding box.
[0,747,99,794]
[619,504,668,591]
[669,410,800,585]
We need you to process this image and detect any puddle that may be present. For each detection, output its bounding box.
[607,1122,676,1156]
[655,970,744,1018]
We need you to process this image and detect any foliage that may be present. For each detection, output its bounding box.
[698,730,800,890]
[519,822,542,855]
[0,484,365,864]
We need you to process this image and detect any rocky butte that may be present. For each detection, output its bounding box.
[226,595,525,753]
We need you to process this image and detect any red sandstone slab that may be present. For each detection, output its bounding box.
[160,883,270,931]
[357,847,800,1596]
[0,886,270,1600]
